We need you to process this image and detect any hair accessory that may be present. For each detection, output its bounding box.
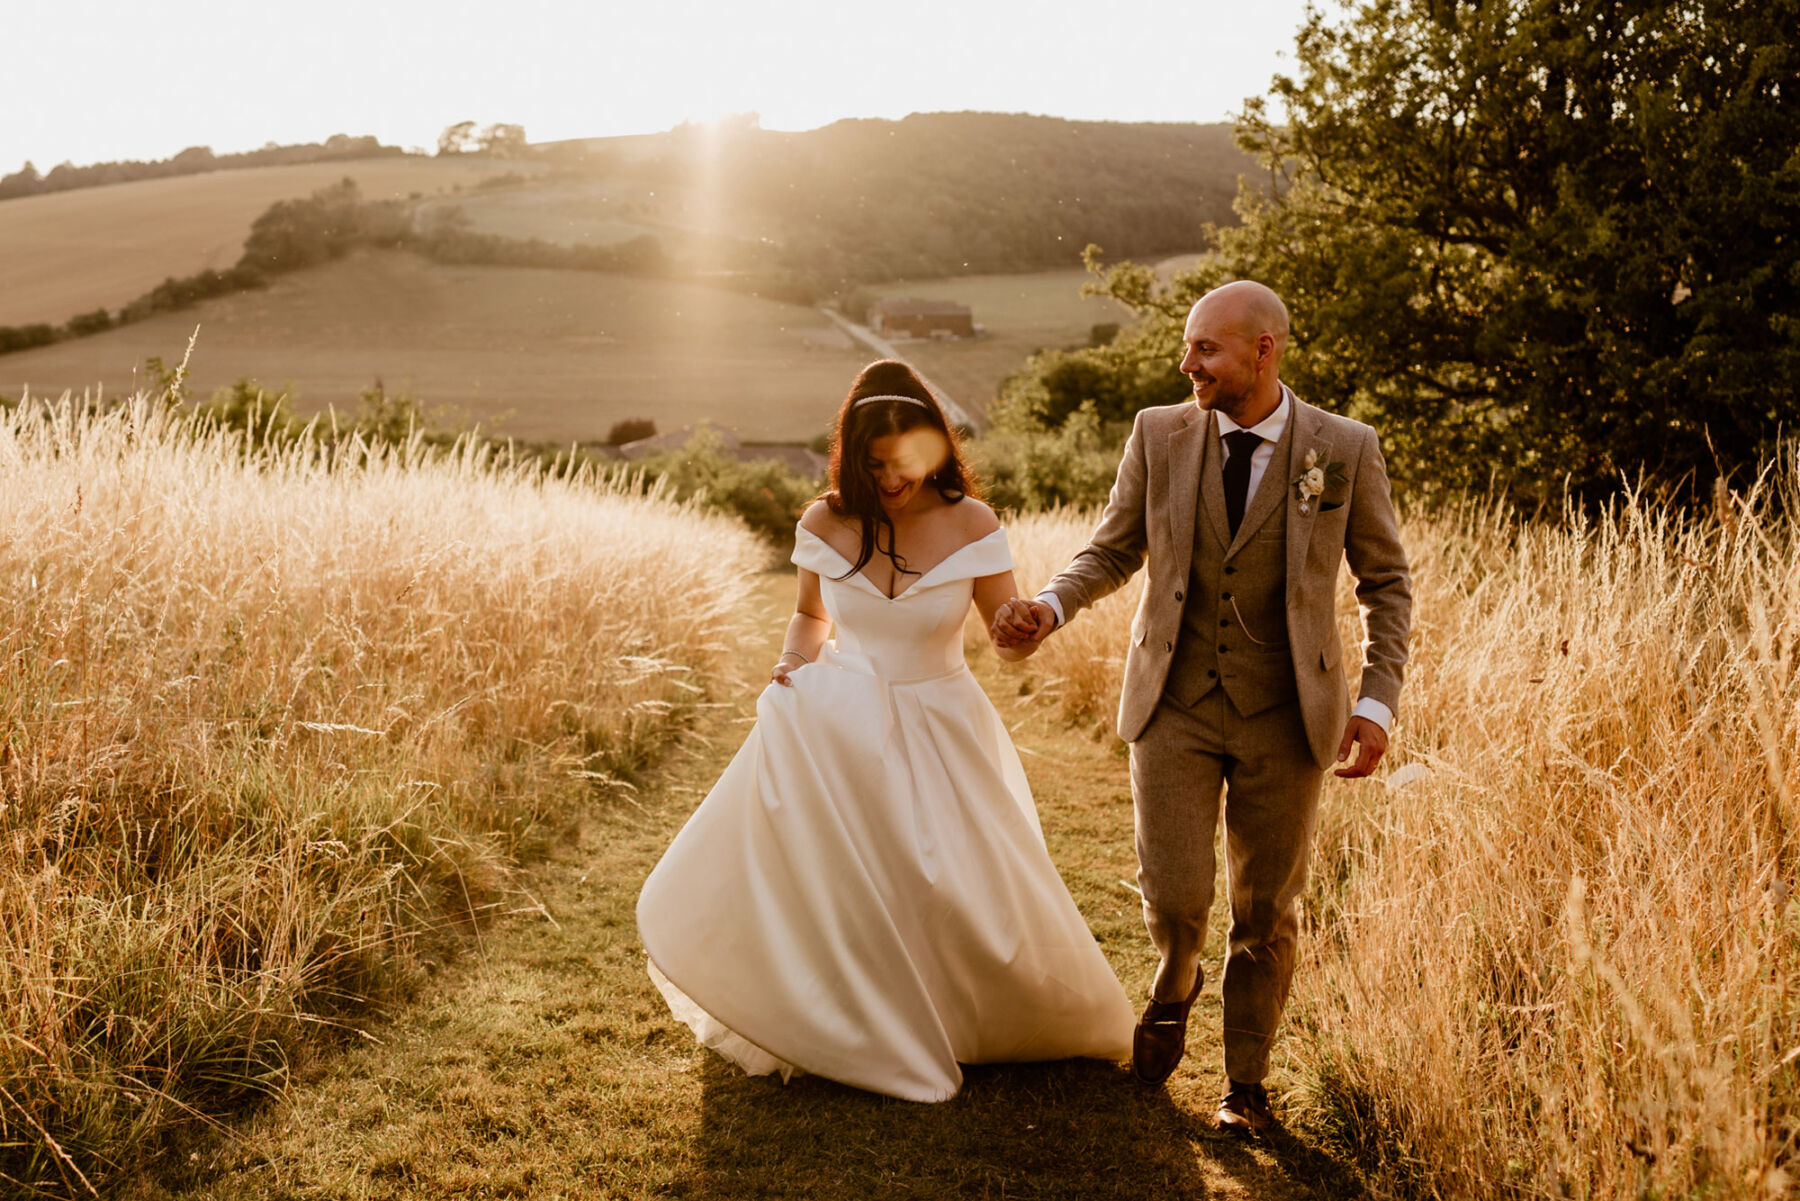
[851,393,931,410]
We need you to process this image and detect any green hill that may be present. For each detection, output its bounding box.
[535,111,1250,281]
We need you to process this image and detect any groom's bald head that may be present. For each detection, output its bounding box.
[1180,280,1290,425]
[1193,280,1289,357]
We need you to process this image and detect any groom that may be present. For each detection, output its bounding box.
[993,281,1411,1132]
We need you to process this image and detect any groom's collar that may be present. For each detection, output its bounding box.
[1213,383,1294,442]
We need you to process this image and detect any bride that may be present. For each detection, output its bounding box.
[636,359,1133,1102]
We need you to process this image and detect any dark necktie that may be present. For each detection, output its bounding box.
[1222,430,1263,537]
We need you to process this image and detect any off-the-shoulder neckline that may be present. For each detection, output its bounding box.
[795,525,1007,601]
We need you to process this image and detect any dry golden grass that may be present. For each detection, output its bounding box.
[1002,484,1799,1198]
[0,158,541,327]
[0,391,762,1196]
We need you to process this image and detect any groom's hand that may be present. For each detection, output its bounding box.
[1334,716,1388,778]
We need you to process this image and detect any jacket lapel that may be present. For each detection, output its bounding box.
[1166,405,1208,567]
[1225,391,1298,558]
[1284,394,1331,601]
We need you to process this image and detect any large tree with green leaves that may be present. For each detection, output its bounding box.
[1016,0,1800,501]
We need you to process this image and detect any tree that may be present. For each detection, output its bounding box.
[438,120,478,156]
[478,123,528,158]
[1044,0,1800,502]
[0,160,40,199]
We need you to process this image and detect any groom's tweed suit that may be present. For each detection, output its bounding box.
[1042,388,1410,1082]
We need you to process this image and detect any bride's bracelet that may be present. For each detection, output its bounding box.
[777,649,811,664]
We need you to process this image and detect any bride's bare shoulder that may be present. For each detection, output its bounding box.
[800,499,863,561]
[800,499,849,536]
[950,496,1001,539]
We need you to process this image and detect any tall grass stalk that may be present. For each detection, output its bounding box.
[1003,473,1798,1198]
[0,393,762,1195]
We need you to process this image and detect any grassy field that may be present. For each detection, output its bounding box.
[120,572,1353,1201]
[1005,489,1800,1198]
[0,393,764,1196]
[869,269,1134,416]
[0,158,543,326]
[0,249,870,443]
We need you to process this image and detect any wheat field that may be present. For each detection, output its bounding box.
[0,392,762,1195]
[1003,482,1799,1199]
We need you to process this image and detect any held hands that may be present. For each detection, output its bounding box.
[1334,715,1388,778]
[991,597,1057,652]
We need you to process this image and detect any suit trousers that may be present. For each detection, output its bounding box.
[1129,686,1325,1084]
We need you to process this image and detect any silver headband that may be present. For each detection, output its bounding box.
[851,393,930,410]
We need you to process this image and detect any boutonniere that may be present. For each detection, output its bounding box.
[1293,449,1347,515]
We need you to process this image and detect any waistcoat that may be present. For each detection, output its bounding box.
[1164,426,1299,713]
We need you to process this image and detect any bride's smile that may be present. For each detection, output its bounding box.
[866,427,949,515]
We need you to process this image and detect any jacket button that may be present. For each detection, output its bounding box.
[1224,566,1237,575]
[1219,618,1230,627]
[1219,643,1229,653]
[1174,590,1184,601]
[1221,591,1233,601]
[1164,640,1173,652]
[1207,668,1217,679]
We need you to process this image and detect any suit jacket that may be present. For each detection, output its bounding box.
[1042,390,1412,769]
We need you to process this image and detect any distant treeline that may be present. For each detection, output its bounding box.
[552,112,1251,283]
[0,134,408,201]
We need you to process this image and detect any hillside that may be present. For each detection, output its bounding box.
[538,112,1251,281]
[0,158,544,326]
[0,250,873,442]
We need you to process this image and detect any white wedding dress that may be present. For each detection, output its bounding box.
[637,523,1134,1102]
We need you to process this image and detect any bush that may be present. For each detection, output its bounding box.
[65,308,113,336]
[623,427,820,555]
[118,265,266,323]
[970,402,1127,513]
[0,323,57,354]
[606,418,657,446]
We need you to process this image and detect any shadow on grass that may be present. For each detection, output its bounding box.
[672,1053,1357,1200]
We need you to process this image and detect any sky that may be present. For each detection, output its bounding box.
[7,0,1317,173]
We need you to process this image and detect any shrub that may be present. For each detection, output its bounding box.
[622,426,820,555]
[969,402,1126,514]
[64,308,113,336]
[607,417,657,446]
[0,323,57,354]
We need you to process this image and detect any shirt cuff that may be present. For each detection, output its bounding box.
[1351,696,1393,734]
[1034,591,1066,631]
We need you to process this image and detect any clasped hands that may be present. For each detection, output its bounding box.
[990,597,1057,653]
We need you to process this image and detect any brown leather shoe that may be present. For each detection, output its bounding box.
[1131,970,1203,1085]
[1216,1079,1274,1133]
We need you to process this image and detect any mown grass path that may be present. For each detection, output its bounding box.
[131,571,1356,1200]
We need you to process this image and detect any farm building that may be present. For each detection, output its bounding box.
[869,298,974,339]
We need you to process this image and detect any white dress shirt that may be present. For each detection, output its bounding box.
[1035,385,1394,736]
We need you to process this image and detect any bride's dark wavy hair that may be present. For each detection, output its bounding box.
[822,359,982,583]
